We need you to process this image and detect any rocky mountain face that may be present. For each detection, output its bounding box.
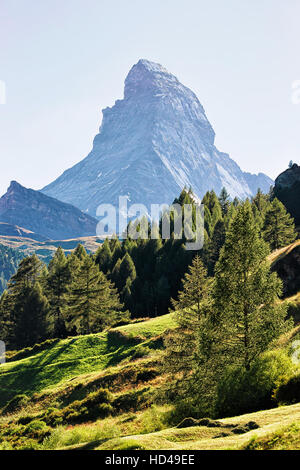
[0,244,23,292]
[0,181,98,240]
[272,241,300,298]
[0,222,48,242]
[42,59,272,217]
[274,164,300,225]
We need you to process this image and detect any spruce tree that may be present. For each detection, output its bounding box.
[95,239,112,274]
[46,247,70,338]
[164,256,212,384]
[163,255,215,414]
[119,253,136,290]
[214,201,292,371]
[263,198,297,250]
[207,219,226,275]
[110,258,122,290]
[0,290,12,346]
[219,187,230,216]
[73,244,88,260]
[4,255,50,348]
[13,282,49,348]
[64,256,126,334]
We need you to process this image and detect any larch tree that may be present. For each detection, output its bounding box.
[64,256,127,334]
[4,255,49,348]
[163,255,213,401]
[263,198,297,251]
[214,200,292,371]
[46,247,70,338]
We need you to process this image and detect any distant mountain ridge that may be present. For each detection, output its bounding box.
[42,59,273,216]
[0,181,98,240]
[0,222,47,242]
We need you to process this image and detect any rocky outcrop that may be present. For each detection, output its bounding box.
[272,242,300,297]
[42,59,273,216]
[0,181,98,240]
[274,164,300,225]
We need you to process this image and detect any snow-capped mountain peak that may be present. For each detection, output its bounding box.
[42,59,273,216]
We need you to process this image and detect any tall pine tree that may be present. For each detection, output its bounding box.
[214,201,292,371]
[64,256,127,334]
[263,198,297,250]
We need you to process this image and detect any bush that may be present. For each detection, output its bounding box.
[215,351,295,417]
[164,399,207,426]
[43,388,114,425]
[130,345,151,360]
[1,394,30,415]
[23,420,52,441]
[273,374,300,405]
[113,387,150,413]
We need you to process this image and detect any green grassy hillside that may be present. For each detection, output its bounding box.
[1,309,300,450]
[0,313,176,406]
[94,403,300,450]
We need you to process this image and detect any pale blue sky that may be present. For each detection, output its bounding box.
[0,0,299,197]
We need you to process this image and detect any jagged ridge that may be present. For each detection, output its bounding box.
[0,181,98,240]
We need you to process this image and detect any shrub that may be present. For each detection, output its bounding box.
[215,350,295,417]
[130,345,151,360]
[139,405,166,433]
[23,420,52,441]
[273,374,300,405]
[113,387,150,413]
[43,388,114,425]
[1,394,30,415]
[164,399,207,426]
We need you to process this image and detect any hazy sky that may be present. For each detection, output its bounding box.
[0,0,300,197]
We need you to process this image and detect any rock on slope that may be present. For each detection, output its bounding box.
[274,164,300,225]
[42,59,273,216]
[0,181,98,240]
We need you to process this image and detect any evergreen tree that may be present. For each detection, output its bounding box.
[252,188,269,215]
[73,244,88,261]
[4,255,49,348]
[207,219,226,275]
[64,256,126,334]
[46,247,70,338]
[110,258,122,290]
[219,187,230,216]
[171,255,211,320]
[164,256,211,380]
[263,198,297,250]
[214,201,292,371]
[14,282,49,348]
[95,239,112,274]
[110,237,123,266]
[119,253,136,291]
[224,203,237,231]
[163,256,214,412]
[0,290,11,346]
[251,189,270,229]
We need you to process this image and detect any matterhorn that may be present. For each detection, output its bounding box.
[42,59,272,215]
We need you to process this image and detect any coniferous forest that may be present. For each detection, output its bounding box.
[1,176,300,451]
[0,185,297,351]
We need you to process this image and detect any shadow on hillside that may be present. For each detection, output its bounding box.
[69,438,111,451]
